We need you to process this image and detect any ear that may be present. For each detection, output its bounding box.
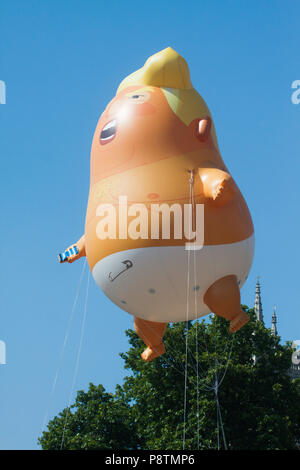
[197,116,211,142]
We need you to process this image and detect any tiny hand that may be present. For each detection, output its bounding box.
[59,236,85,264]
[212,178,236,205]
[66,245,80,263]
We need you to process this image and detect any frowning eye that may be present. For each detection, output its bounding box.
[127,91,151,103]
[100,120,117,144]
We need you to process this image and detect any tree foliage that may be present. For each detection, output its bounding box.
[39,383,142,450]
[39,308,300,450]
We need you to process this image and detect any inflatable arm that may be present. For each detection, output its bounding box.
[198,168,236,206]
[59,235,86,264]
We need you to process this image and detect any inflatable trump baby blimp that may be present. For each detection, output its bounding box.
[59,47,254,362]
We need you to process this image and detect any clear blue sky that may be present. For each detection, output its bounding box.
[1,0,299,450]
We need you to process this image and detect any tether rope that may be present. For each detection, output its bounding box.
[60,269,90,450]
[191,175,200,450]
[41,259,87,436]
[182,170,193,450]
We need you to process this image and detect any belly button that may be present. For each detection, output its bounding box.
[147,193,159,200]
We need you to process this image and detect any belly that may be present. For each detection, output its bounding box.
[91,234,254,322]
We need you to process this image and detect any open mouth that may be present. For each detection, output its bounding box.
[100,119,117,144]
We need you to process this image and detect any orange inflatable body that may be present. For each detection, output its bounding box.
[62,48,254,361]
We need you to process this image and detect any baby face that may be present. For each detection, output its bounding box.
[89,86,201,185]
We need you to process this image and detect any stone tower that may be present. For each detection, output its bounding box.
[253,280,300,379]
[254,277,264,323]
[271,306,278,336]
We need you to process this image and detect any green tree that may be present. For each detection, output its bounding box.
[39,384,143,450]
[39,308,300,450]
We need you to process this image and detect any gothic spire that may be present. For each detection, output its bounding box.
[254,276,264,322]
[271,306,278,336]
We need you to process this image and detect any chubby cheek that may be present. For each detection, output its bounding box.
[106,99,123,118]
[129,102,156,116]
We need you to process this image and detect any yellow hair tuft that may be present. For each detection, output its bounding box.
[117,47,193,93]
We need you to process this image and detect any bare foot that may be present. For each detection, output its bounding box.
[229,311,250,333]
[141,343,166,362]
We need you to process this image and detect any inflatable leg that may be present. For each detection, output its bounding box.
[134,317,167,362]
[204,274,249,332]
